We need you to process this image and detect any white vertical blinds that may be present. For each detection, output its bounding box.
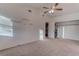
[56,20,79,40]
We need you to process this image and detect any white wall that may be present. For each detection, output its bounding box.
[0,9,43,50]
[0,20,39,50]
[0,6,50,50]
[49,12,79,40]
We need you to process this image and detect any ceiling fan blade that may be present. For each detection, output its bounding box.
[55,3,59,7]
[55,8,63,10]
[43,7,49,9]
[28,10,32,12]
[44,11,48,14]
[42,11,49,16]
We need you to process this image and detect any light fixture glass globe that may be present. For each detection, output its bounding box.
[49,10,54,13]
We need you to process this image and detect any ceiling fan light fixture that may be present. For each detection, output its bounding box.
[49,10,54,14]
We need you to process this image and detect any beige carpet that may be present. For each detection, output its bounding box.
[0,39,79,56]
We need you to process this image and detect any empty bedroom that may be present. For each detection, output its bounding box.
[0,3,79,56]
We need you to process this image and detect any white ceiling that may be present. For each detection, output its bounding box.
[0,3,79,22]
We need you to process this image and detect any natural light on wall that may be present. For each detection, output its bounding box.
[39,29,44,40]
[62,27,64,38]
[0,15,13,37]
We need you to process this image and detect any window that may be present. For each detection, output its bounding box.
[0,15,13,37]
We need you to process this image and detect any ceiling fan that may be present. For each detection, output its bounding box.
[42,3,63,16]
